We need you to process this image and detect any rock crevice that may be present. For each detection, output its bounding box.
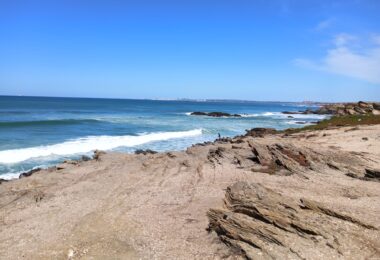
[208,182,379,259]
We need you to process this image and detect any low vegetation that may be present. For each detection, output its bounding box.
[284,114,380,134]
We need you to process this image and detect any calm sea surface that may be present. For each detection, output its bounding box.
[0,96,326,179]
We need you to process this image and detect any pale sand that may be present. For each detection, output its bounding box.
[0,125,379,259]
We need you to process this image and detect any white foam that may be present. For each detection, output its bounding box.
[286,121,313,125]
[262,112,327,120]
[0,165,47,180]
[239,113,260,117]
[0,129,203,164]
[0,172,21,180]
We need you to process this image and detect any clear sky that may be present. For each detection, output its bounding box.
[0,0,379,101]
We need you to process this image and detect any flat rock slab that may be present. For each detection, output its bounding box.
[208,181,380,259]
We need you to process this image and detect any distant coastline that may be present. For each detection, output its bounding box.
[2,94,372,104]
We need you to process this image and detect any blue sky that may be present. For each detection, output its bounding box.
[0,0,379,101]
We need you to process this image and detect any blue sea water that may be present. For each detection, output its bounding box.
[0,96,326,179]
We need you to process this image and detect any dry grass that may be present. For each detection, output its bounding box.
[283,114,380,134]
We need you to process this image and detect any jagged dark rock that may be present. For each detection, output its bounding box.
[365,168,380,181]
[135,149,158,155]
[81,155,92,161]
[216,137,232,143]
[19,168,42,178]
[190,111,241,117]
[244,128,277,138]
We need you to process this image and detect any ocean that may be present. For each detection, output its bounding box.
[0,96,326,179]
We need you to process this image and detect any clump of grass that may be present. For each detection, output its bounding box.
[283,114,380,134]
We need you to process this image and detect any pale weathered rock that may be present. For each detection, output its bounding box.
[283,102,380,116]
[208,181,379,259]
[1,124,379,259]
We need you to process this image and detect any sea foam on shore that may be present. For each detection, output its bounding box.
[0,129,203,164]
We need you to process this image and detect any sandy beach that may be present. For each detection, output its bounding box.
[1,123,379,259]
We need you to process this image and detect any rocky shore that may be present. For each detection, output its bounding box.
[1,120,380,259]
[283,101,380,116]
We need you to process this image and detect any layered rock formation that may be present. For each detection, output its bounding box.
[283,101,380,116]
[1,124,379,259]
[208,182,378,259]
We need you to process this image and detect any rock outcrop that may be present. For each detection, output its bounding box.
[190,111,242,117]
[283,101,380,116]
[19,167,42,178]
[244,128,277,138]
[1,124,379,259]
[204,128,367,177]
[134,149,158,155]
[208,181,379,259]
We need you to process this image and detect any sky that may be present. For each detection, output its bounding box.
[0,0,379,102]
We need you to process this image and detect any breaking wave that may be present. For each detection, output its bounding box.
[0,129,203,164]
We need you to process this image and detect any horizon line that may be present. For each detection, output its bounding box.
[0,94,341,104]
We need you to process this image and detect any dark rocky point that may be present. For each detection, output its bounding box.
[81,155,92,161]
[244,128,277,138]
[190,111,241,117]
[135,149,158,155]
[19,168,42,178]
[0,178,9,184]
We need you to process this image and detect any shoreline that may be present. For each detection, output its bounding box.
[1,107,379,182]
[1,119,379,259]
[8,100,376,181]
